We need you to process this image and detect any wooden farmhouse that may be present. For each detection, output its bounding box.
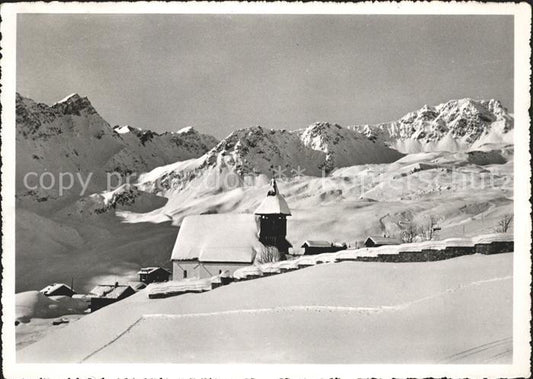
[137,267,171,284]
[301,240,347,255]
[364,236,402,248]
[40,283,76,297]
[171,179,292,280]
[89,283,136,312]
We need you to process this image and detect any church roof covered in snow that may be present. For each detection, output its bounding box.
[171,214,265,263]
[254,179,291,216]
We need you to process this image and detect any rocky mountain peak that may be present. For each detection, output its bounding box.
[176,126,197,135]
[113,125,140,134]
[303,122,343,135]
[351,98,513,153]
[51,93,97,116]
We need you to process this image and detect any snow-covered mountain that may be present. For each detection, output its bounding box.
[298,122,404,172]
[351,98,513,153]
[200,123,404,176]
[109,124,218,175]
[16,93,218,209]
[127,123,404,200]
[14,93,514,294]
[86,98,515,217]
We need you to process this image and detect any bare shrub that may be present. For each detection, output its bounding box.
[495,214,513,233]
[421,215,441,241]
[255,245,284,264]
[400,221,420,243]
[398,215,442,242]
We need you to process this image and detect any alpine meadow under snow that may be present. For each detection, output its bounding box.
[15,92,514,363]
[15,92,514,292]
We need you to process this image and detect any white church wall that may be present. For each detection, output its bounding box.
[172,261,250,280]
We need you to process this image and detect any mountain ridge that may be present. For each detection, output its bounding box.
[15,93,218,210]
[16,93,513,213]
[350,98,513,153]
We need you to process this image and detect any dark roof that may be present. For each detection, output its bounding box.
[90,285,134,299]
[137,267,171,275]
[301,240,332,248]
[128,282,147,291]
[365,236,402,245]
[40,283,75,296]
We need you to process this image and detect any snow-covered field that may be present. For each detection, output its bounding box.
[16,314,85,351]
[18,253,513,363]
[15,147,513,293]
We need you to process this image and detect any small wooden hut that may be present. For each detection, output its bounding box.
[40,283,76,297]
[89,283,136,312]
[364,236,402,248]
[137,267,171,284]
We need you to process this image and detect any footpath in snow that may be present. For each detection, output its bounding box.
[18,253,513,364]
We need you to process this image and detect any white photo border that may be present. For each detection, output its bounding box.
[1,2,531,378]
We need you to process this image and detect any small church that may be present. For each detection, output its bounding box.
[171,179,292,280]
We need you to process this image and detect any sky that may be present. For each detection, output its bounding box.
[17,14,513,139]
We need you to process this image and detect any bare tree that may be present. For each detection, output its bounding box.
[255,246,284,264]
[400,221,419,243]
[397,215,443,243]
[423,215,442,240]
[495,214,513,233]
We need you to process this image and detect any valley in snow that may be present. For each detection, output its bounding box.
[14,93,514,294]
[13,92,516,362]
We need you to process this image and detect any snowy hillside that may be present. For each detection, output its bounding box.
[122,147,513,245]
[16,93,218,210]
[200,123,403,178]
[14,95,514,294]
[18,253,512,363]
[14,144,513,293]
[351,98,513,153]
[298,122,404,172]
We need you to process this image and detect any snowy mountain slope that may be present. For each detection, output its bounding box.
[16,93,218,211]
[298,122,404,172]
[14,94,514,295]
[351,98,513,153]
[199,123,404,177]
[108,124,218,175]
[14,145,513,294]
[18,254,512,363]
[109,123,404,209]
[119,147,513,243]
[16,208,178,293]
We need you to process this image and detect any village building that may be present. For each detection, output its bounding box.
[129,282,147,291]
[137,267,171,284]
[171,179,292,280]
[89,282,136,312]
[40,283,76,297]
[301,240,347,255]
[364,236,402,248]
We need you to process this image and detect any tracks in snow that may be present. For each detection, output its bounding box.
[80,275,512,362]
[439,336,512,363]
[144,275,513,320]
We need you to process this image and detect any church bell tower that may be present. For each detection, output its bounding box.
[254,179,292,254]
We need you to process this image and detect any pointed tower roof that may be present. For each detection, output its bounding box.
[254,179,291,216]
